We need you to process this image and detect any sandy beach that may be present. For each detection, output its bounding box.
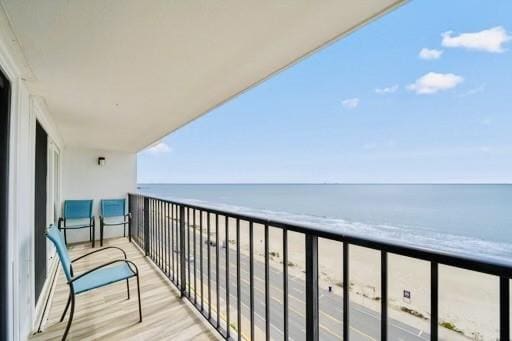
[190,214,503,341]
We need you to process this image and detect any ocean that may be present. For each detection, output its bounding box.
[137,183,512,262]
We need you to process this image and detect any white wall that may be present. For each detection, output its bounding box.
[62,147,137,243]
[1,60,63,341]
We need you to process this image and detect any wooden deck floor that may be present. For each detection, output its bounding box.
[31,237,218,341]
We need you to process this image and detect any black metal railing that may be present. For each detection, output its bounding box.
[128,193,511,341]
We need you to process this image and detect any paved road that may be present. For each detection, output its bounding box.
[176,243,430,341]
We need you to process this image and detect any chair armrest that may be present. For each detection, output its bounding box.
[69,259,139,283]
[72,246,127,263]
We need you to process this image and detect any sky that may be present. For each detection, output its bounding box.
[138,0,512,184]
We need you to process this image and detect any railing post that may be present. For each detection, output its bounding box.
[127,194,132,243]
[179,205,186,298]
[381,251,388,341]
[143,197,149,256]
[305,234,319,341]
[430,262,438,341]
[500,276,510,341]
[343,242,349,341]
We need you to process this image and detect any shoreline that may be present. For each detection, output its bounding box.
[160,196,512,266]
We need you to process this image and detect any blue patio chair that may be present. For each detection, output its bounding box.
[99,199,131,247]
[59,200,95,247]
[46,225,142,341]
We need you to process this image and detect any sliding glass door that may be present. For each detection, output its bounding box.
[34,121,47,303]
[0,68,11,340]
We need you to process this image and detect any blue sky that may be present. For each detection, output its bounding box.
[138,0,512,184]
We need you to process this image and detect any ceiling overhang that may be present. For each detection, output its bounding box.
[1,0,405,152]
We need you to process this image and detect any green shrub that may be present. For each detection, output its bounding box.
[440,321,463,334]
[400,306,427,320]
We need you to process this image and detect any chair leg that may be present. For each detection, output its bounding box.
[64,229,68,245]
[100,221,103,247]
[123,222,126,238]
[128,216,131,243]
[126,278,130,300]
[60,292,72,322]
[136,274,142,322]
[62,293,75,341]
[92,219,95,248]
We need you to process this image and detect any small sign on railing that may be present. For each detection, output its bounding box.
[403,289,411,303]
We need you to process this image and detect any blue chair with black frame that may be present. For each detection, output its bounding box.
[58,200,95,247]
[99,198,131,247]
[46,224,142,340]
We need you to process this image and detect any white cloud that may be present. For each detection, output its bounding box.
[145,142,171,154]
[441,26,511,53]
[407,72,463,95]
[342,98,360,109]
[419,48,443,60]
[375,84,399,94]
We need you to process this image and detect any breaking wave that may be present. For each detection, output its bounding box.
[173,196,512,264]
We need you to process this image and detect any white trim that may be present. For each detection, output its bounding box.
[0,7,63,338]
[8,77,33,341]
[25,82,36,339]
[32,255,59,333]
[32,97,63,150]
[30,93,64,331]
[0,5,32,340]
[42,139,60,321]
[3,63,22,341]
[0,12,19,341]
[4,73,16,341]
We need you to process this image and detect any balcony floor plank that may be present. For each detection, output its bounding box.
[31,237,217,341]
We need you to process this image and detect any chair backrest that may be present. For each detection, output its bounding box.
[101,199,126,218]
[46,225,72,281]
[63,200,93,219]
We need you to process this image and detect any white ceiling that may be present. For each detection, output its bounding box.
[1,0,404,152]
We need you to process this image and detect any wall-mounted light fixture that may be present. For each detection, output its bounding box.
[98,156,106,166]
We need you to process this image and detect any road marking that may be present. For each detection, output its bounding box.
[189,251,429,341]
[191,273,344,339]
[203,259,376,340]
[198,290,282,340]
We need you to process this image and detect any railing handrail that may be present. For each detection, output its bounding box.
[130,192,512,277]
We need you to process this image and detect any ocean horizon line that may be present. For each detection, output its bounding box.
[138,182,512,185]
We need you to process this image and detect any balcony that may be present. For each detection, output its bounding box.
[31,193,512,340]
